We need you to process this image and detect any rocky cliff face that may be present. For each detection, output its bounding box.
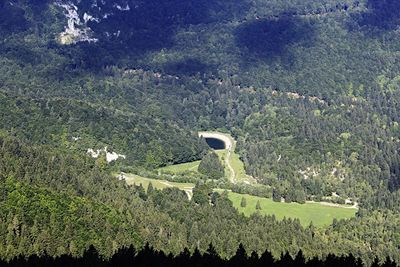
[55,0,132,44]
[2,0,226,49]
[53,0,221,46]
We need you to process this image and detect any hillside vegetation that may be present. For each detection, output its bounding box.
[1,0,400,264]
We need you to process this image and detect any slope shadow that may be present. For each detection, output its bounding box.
[69,0,236,70]
[353,0,400,31]
[0,2,30,35]
[0,43,43,66]
[162,58,214,76]
[234,16,316,65]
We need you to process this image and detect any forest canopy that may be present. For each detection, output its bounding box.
[1,0,400,265]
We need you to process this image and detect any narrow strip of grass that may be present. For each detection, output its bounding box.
[159,160,201,173]
[121,174,356,228]
[124,173,195,191]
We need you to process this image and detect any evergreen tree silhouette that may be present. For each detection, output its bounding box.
[259,249,275,266]
[371,257,380,267]
[77,245,104,267]
[155,250,169,267]
[174,247,191,267]
[229,243,248,267]
[109,245,136,267]
[55,253,76,267]
[278,252,294,267]
[191,247,203,267]
[306,256,324,267]
[324,253,339,267]
[382,256,397,267]
[2,243,400,267]
[294,250,306,267]
[203,243,223,267]
[135,243,156,267]
[248,251,259,267]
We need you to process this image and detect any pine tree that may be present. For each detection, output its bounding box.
[272,189,281,202]
[192,182,212,205]
[240,197,247,208]
[147,182,154,195]
[256,200,261,210]
[198,151,225,179]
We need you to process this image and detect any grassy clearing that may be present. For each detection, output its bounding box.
[230,151,254,183]
[158,150,228,175]
[158,131,254,184]
[225,192,357,227]
[124,173,195,192]
[121,174,356,227]
[197,131,254,184]
[159,160,201,173]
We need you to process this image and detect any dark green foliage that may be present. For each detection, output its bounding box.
[235,17,316,60]
[0,93,207,168]
[0,179,141,258]
[198,152,225,180]
[1,134,400,263]
[272,189,282,202]
[357,0,400,30]
[256,200,262,210]
[3,244,390,267]
[192,182,212,205]
[147,182,154,195]
[286,187,306,204]
[0,2,29,34]
[2,0,400,264]
[230,183,272,199]
[240,197,247,208]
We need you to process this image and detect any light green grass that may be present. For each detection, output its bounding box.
[226,192,357,227]
[197,131,254,184]
[159,160,201,173]
[230,151,254,183]
[124,173,195,192]
[158,150,228,175]
[157,131,254,184]
[121,174,355,227]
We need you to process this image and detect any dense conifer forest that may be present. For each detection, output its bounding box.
[2,0,400,265]
[1,244,398,267]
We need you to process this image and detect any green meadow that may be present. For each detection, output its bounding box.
[226,192,357,227]
[124,173,195,192]
[159,160,201,173]
[122,174,356,227]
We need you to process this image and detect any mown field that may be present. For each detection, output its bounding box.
[159,150,227,175]
[122,174,356,227]
[159,160,201,173]
[124,173,195,192]
[226,192,357,227]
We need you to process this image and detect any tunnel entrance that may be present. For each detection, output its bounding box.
[204,137,226,150]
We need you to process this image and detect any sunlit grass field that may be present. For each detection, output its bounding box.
[226,192,357,227]
[158,148,253,183]
[124,173,195,191]
[159,160,201,173]
[122,174,356,227]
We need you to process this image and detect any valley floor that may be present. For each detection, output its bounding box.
[121,131,356,227]
[161,131,255,184]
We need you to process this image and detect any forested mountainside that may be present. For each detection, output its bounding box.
[2,134,400,265]
[2,0,400,265]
